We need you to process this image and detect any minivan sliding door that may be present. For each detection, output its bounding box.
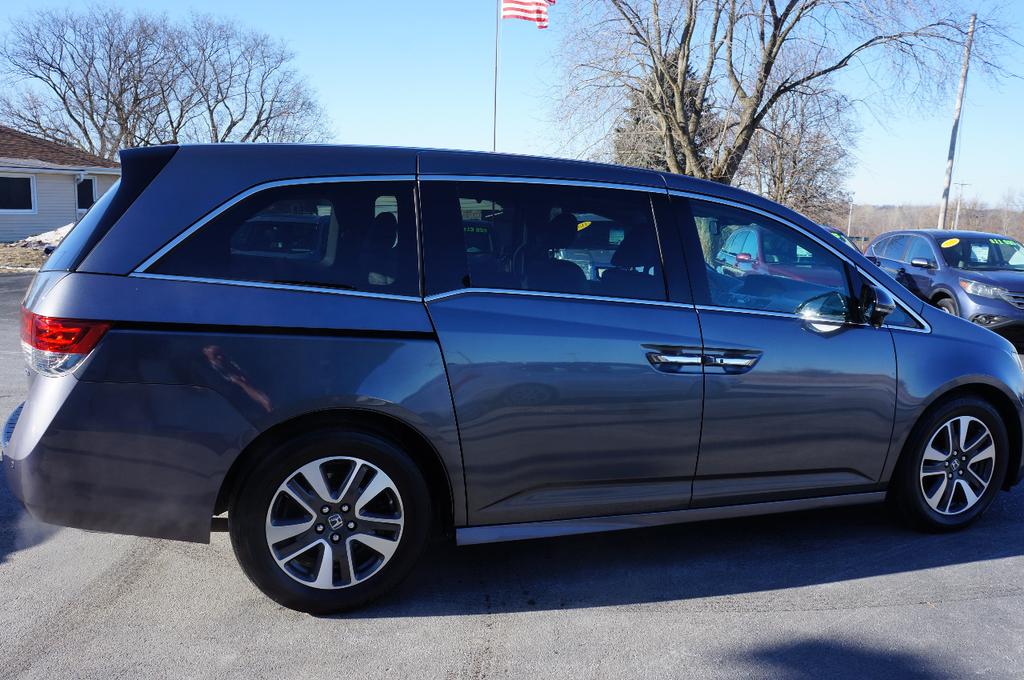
[421,179,704,526]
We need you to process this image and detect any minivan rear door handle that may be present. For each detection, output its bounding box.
[643,345,704,373]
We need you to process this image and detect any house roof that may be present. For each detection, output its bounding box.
[0,125,120,171]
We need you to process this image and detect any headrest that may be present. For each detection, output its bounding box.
[611,228,656,268]
[368,212,399,249]
[535,212,579,250]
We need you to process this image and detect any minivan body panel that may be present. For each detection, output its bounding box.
[427,290,704,525]
[7,273,465,542]
[692,308,898,505]
[881,305,1024,486]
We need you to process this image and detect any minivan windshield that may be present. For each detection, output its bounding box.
[939,236,1024,271]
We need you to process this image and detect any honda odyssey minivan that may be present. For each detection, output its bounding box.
[4,144,1023,614]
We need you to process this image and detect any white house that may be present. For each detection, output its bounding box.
[0,125,121,242]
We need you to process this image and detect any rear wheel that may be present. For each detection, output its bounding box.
[229,429,431,614]
[892,398,1007,532]
[935,297,959,316]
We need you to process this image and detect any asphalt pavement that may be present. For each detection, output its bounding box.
[1,272,1023,679]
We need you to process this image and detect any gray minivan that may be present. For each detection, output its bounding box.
[4,144,1023,613]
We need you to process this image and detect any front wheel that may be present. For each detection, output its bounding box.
[892,398,1008,532]
[229,429,432,614]
[935,297,959,316]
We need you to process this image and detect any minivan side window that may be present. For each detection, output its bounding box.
[421,181,666,301]
[688,200,852,316]
[148,181,418,296]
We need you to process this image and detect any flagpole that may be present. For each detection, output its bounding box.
[492,0,501,152]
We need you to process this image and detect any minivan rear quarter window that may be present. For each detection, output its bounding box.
[148,181,418,296]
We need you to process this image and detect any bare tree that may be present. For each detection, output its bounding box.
[0,8,171,158]
[559,0,981,184]
[0,8,330,160]
[174,15,328,144]
[733,86,854,224]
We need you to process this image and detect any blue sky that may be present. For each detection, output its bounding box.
[3,0,1021,207]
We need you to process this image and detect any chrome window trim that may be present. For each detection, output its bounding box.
[670,190,932,334]
[421,174,664,194]
[695,304,810,322]
[696,303,929,333]
[130,272,421,302]
[424,287,695,310]
[134,174,417,273]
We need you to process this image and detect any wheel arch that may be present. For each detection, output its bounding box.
[929,287,958,306]
[888,383,1022,494]
[214,408,457,536]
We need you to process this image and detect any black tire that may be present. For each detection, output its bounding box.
[891,397,1008,532]
[229,429,432,614]
[935,296,959,316]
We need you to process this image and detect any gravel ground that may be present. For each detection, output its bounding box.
[2,272,1024,679]
[0,246,46,271]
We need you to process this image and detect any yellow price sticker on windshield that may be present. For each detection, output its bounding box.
[577,220,592,231]
[941,238,960,248]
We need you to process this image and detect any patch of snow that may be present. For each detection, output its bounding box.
[13,223,74,250]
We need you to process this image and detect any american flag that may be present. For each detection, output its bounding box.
[502,0,556,29]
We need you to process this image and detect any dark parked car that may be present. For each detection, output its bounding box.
[867,230,1024,350]
[4,145,1024,614]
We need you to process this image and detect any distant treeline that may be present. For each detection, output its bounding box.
[840,198,1024,241]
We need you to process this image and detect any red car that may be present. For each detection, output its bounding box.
[713,225,848,288]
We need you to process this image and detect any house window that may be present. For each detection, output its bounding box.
[0,175,35,212]
[77,178,96,210]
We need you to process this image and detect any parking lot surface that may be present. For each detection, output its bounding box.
[2,273,1023,679]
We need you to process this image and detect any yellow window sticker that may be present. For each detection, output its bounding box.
[577,220,592,231]
[941,238,960,248]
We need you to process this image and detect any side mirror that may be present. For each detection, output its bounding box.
[796,291,852,326]
[910,258,935,269]
[860,284,896,327]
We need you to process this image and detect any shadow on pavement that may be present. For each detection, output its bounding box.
[346,490,1024,618]
[0,485,58,564]
[735,638,960,679]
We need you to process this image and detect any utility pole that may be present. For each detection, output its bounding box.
[953,182,971,230]
[846,196,855,238]
[937,13,977,229]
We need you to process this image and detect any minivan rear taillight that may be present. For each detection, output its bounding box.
[20,307,110,376]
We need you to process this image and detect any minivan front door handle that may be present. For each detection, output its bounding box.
[706,355,758,368]
[702,349,762,373]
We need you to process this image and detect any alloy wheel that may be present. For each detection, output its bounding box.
[919,416,996,516]
[265,456,404,589]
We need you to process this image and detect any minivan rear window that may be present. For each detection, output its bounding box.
[147,181,418,296]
